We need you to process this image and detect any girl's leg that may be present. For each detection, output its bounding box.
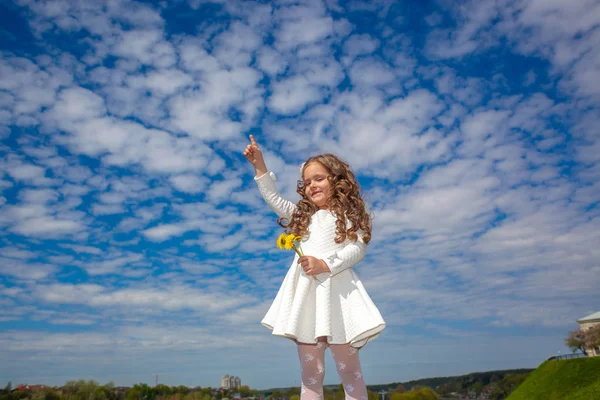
[297,340,327,400]
[330,344,368,400]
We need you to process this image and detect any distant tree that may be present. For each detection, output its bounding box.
[418,387,440,400]
[176,386,190,395]
[488,373,528,400]
[30,386,46,400]
[155,385,172,397]
[268,390,282,400]
[44,389,61,400]
[389,387,439,400]
[565,328,588,355]
[470,382,483,395]
[436,383,451,396]
[126,383,156,400]
[61,379,102,400]
[3,382,11,393]
[10,390,30,400]
[285,387,300,398]
[584,325,600,350]
[565,325,600,355]
[337,384,346,400]
[394,385,405,394]
[238,386,252,398]
[94,386,109,400]
[323,387,335,400]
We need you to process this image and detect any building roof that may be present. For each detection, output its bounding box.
[577,311,600,323]
[14,385,47,391]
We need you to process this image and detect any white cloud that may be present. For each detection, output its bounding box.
[268,75,324,115]
[348,58,396,87]
[6,163,47,181]
[0,259,58,280]
[275,9,334,50]
[0,186,86,237]
[299,57,344,87]
[167,67,263,139]
[115,203,167,233]
[11,215,84,237]
[18,188,60,204]
[36,281,257,314]
[57,116,213,173]
[342,33,380,62]
[128,68,193,96]
[92,204,125,216]
[425,1,498,59]
[178,39,220,73]
[142,223,187,242]
[76,253,145,276]
[51,87,106,121]
[1,248,37,259]
[212,21,264,68]
[0,55,73,125]
[169,174,207,194]
[113,29,175,68]
[60,244,103,255]
[256,47,288,76]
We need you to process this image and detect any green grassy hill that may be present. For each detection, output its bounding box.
[506,356,600,400]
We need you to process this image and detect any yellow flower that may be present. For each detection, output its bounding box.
[291,234,302,244]
[277,233,289,250]
[276,233,304,257]
[286,234,301,250]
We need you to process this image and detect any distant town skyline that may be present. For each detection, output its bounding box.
[221,376,242,390]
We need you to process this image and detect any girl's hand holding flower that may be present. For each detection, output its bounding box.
[276,234,328,278]
[298,256,330,276]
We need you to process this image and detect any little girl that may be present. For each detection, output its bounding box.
[244,135,385,400]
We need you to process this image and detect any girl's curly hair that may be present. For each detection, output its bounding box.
[277,153,372,244]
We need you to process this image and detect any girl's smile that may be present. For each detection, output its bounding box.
[302,162,332,209]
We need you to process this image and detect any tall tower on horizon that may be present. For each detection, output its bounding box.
[220,375,241,389]
[221,375,230,389]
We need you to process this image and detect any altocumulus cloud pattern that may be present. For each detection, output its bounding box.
[0,0,599,390]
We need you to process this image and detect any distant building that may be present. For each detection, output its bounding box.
[13,385,48,392]
[577,311,600,356]
[221,375,241,389]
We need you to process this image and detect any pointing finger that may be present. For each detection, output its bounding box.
[249,134,258,148]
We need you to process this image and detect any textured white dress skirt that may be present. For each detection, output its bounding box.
[255,171,386,348]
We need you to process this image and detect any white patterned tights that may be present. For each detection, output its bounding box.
[297,342,368,400]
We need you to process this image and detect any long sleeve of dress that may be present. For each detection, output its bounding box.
[254,171,296,220]
[314,231,367,282]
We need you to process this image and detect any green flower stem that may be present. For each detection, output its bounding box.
[292,244,304,257]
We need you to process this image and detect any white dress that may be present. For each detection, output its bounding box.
[255,171,386,348]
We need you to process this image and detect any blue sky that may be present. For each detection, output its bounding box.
[1,0,599,391]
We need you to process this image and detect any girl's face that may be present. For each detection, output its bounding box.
[302,162,332,209]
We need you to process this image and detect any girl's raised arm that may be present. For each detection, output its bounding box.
[244,135,296,219]
[243,134,267,177]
